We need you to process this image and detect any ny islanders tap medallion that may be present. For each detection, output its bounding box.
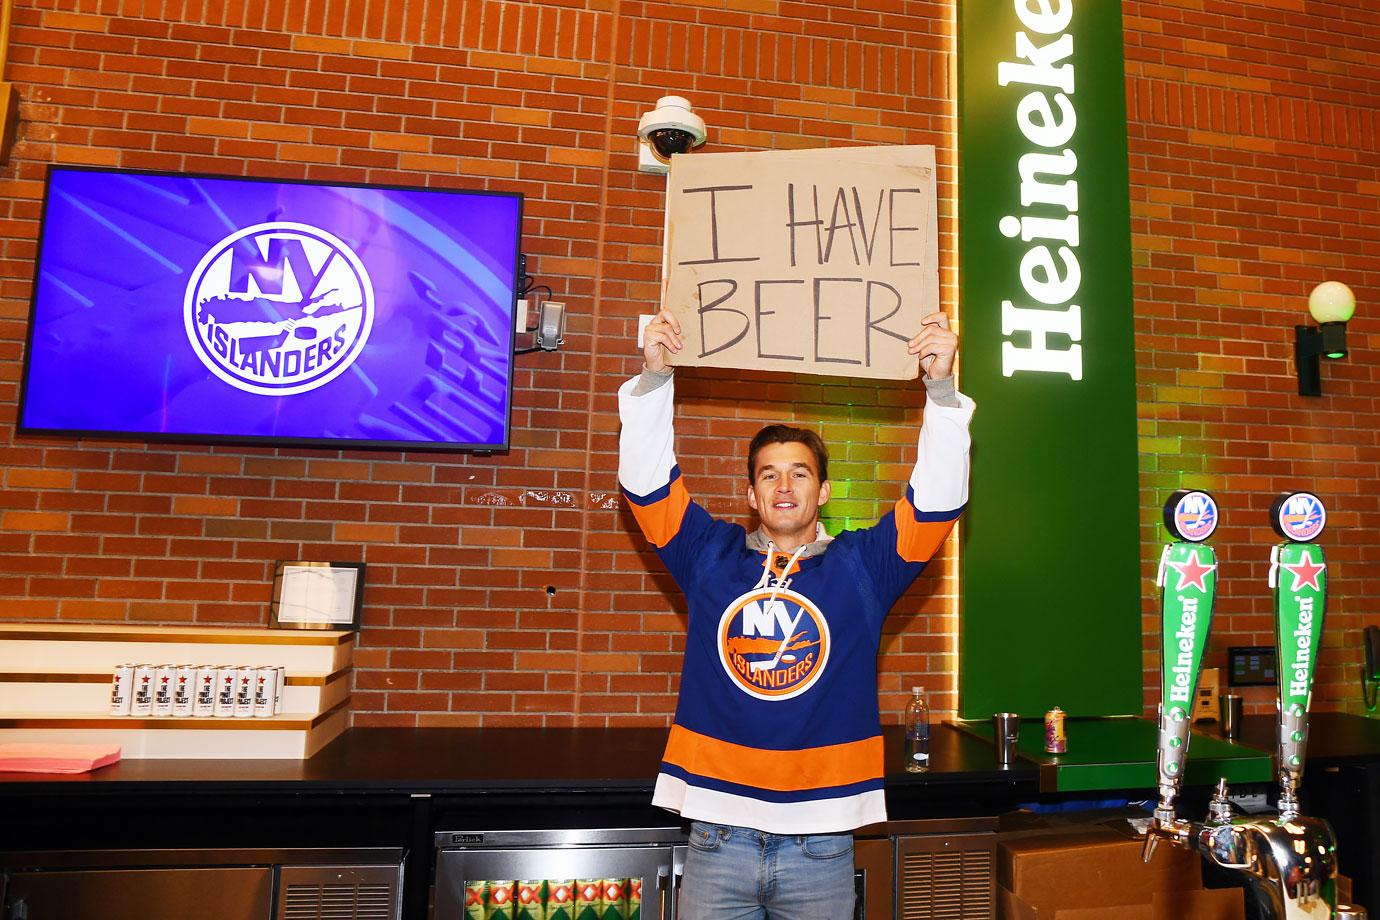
[1163,489,1219,543]
[1270,491,1326,543]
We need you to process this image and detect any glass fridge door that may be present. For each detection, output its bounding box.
[435,844,684,920]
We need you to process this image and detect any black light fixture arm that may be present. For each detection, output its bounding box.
[1295,321,1347,397]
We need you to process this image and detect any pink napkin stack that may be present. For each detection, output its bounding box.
[0,742,121,774]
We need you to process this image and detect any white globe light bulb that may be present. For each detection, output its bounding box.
[1308,281,1356,324]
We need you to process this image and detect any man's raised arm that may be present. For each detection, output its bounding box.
[618,309,689,548]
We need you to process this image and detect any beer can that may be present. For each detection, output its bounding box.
[131,664,154,716]
[253,666,278,717]
[463,879,488,920]
[214,665,238,717]
[172,664,195,717]
[152,664,175,717]
[274,665,286,714]
[627,877,641,920]
[546,879,575,920]
[193,665,218,717]
[234,665,256,717]
[1044,706,1068,753]
[600,879,626,920]
[574,879,602,920]
[515,880,546,920]
[109,664,134,716]
[488,880,516,920]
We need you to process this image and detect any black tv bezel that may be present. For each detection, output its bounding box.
[17,164,523,454]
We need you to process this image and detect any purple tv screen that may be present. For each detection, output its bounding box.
[19,167,522,451]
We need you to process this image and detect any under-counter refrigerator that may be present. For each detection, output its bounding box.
[433,828,686,920]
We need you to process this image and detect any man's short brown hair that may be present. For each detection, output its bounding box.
[747,425,829,483]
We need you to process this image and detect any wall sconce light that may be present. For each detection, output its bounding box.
[1295,281,1356,397]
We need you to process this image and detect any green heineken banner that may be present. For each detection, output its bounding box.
[1154,542,1217,791]
[958,0,1141,716]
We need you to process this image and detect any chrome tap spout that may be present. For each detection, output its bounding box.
[1143,779,1363,920]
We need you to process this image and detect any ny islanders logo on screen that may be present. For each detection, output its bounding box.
[717,587,831,701]
[184,222,374,395]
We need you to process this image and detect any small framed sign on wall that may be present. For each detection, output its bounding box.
[269,561,366,631]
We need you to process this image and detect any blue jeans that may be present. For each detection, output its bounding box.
[679,822,856,920]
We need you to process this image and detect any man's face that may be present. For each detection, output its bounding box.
[746,441,831,545]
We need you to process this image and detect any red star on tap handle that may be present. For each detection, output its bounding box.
[1166,548,1217,593]
[1282,555,1327,592]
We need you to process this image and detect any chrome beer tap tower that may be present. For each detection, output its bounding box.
[1142,491,1366,920]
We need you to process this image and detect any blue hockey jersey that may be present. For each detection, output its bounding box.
[618,373,973,834]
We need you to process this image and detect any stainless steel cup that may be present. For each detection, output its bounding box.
[1220,693,1244,740]
[994,712,1021,765]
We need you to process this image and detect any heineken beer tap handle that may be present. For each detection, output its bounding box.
[1152,491,1220,822]
[1268,491,1328,821]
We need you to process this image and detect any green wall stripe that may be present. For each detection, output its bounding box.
[958,0,1143,719]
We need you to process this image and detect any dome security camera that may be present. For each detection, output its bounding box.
[637,96,707,175]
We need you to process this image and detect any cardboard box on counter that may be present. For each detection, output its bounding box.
[998,825,1244,920]
[1153,888,1245,920]
[1002,886,1243,920]
[1000,828,1202,907]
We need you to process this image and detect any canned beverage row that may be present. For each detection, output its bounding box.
[109,664,285,718]
[464,877,642,920]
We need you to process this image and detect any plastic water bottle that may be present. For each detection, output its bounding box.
[905,686,931,773]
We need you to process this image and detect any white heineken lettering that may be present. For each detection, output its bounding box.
[1168,600,1197,703]
[1001,302,1082,378]
[997,33,1074,94]
[998,0,1083,380]
[1289,599,1314,697]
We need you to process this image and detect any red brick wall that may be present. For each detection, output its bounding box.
[1125,0,1380,717]
[0,0,1375,728]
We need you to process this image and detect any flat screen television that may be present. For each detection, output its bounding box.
[18,166,522,452]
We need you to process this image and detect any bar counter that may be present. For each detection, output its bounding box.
[4,714,1379,916]
[0,721,1035,795]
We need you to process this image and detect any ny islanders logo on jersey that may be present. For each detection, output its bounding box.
[717,587,831,701]
[184,222,374,396]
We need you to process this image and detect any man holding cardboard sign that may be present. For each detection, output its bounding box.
[619,306,972,919]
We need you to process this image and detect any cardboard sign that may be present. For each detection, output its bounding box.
[660,145,938,380]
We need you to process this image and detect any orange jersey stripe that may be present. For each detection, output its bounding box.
[628,477,691,548]
[894,495,957,563]
[663,723,884,792]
